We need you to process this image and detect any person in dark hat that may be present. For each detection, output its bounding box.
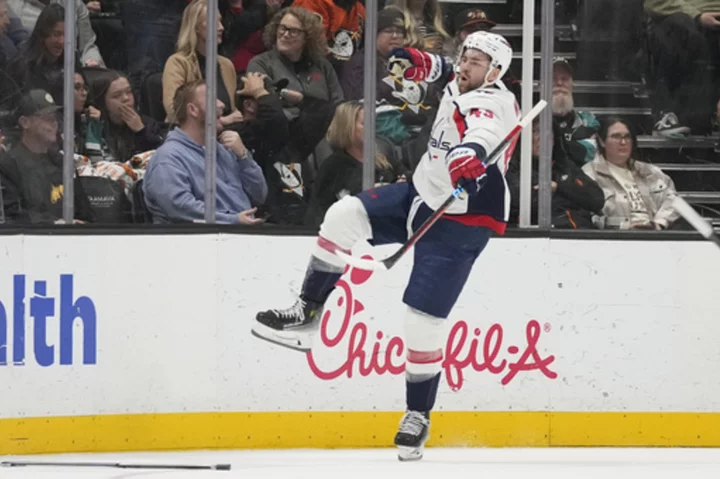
[551,56,600,167]
[0,89,94,224]
[453,7,496,44]
[340,5,440,140]
[340,6,407,101]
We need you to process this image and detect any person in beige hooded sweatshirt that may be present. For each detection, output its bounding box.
[582,117,680,230]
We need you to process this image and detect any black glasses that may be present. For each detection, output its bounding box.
[277,24,304,38]
[380,27,406,37]
[74,83,89,92]
[608,133,632,143]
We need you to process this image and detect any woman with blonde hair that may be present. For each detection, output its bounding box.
[162,0,242,126]
[306,101,405,226]
[388,0,451,54]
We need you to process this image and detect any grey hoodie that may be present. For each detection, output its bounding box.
[143,128,268,224]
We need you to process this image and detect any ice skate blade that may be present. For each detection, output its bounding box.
[251,323,315,352]
[397,445,424,462]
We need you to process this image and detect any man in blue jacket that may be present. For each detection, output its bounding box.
[143,80,268,224]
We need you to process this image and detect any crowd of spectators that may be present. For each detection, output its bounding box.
[0,0,715,231]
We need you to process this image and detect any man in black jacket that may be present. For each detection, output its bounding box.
[236,72,332,225]
[506,121,605,229]
[234,72,290,165]
[0,89,94,224]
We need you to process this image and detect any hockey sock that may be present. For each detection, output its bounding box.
[300,240,346,303]
[303,196,373,303]
[403,308,447,415]
[406,372,441,414]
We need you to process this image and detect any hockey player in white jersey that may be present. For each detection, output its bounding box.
[252,31,520,461]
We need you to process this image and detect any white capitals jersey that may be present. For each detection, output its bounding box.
[412,79,520,234]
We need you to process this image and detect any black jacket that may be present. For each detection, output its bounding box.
[305,150,401,227]
[506,150,605,229]
[0,143,94,224]
[232,92,290,167]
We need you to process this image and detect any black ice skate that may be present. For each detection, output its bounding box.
[394,411,430,462]
[251,297,324,352]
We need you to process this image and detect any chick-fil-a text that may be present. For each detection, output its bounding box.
[305,264,557,389]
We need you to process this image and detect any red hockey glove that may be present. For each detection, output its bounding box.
[448,149,488,196]
[388,48,447,83]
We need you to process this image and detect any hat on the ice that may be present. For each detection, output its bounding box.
[454,8,496,34]
[18,89,62,117]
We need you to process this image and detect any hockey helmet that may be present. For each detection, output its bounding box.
[460,31,512,85]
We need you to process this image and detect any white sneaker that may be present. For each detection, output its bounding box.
[653,112,691,138]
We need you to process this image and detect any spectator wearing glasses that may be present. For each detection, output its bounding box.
[582,117,679,230]
[342,8,439,142]
[247,7,342,165]
[291,0,365,78]
[340,7,406,100]
[248,7,343,120]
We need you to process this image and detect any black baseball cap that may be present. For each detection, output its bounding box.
[553,57,573,76]
[454,8,496,33]
[377,8,405,33]
[18,90,62,117]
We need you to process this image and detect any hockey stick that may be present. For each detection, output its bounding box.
[671,196,720,249]
[0,460,231,471]
[336,99,548,271]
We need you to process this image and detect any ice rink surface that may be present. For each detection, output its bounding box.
[3,448,720,479]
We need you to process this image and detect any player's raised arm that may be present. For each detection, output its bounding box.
[387,47,454,86]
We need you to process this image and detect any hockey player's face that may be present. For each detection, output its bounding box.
[458,49,496,93]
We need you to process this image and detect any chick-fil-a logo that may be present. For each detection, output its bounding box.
[306,258,558,390]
